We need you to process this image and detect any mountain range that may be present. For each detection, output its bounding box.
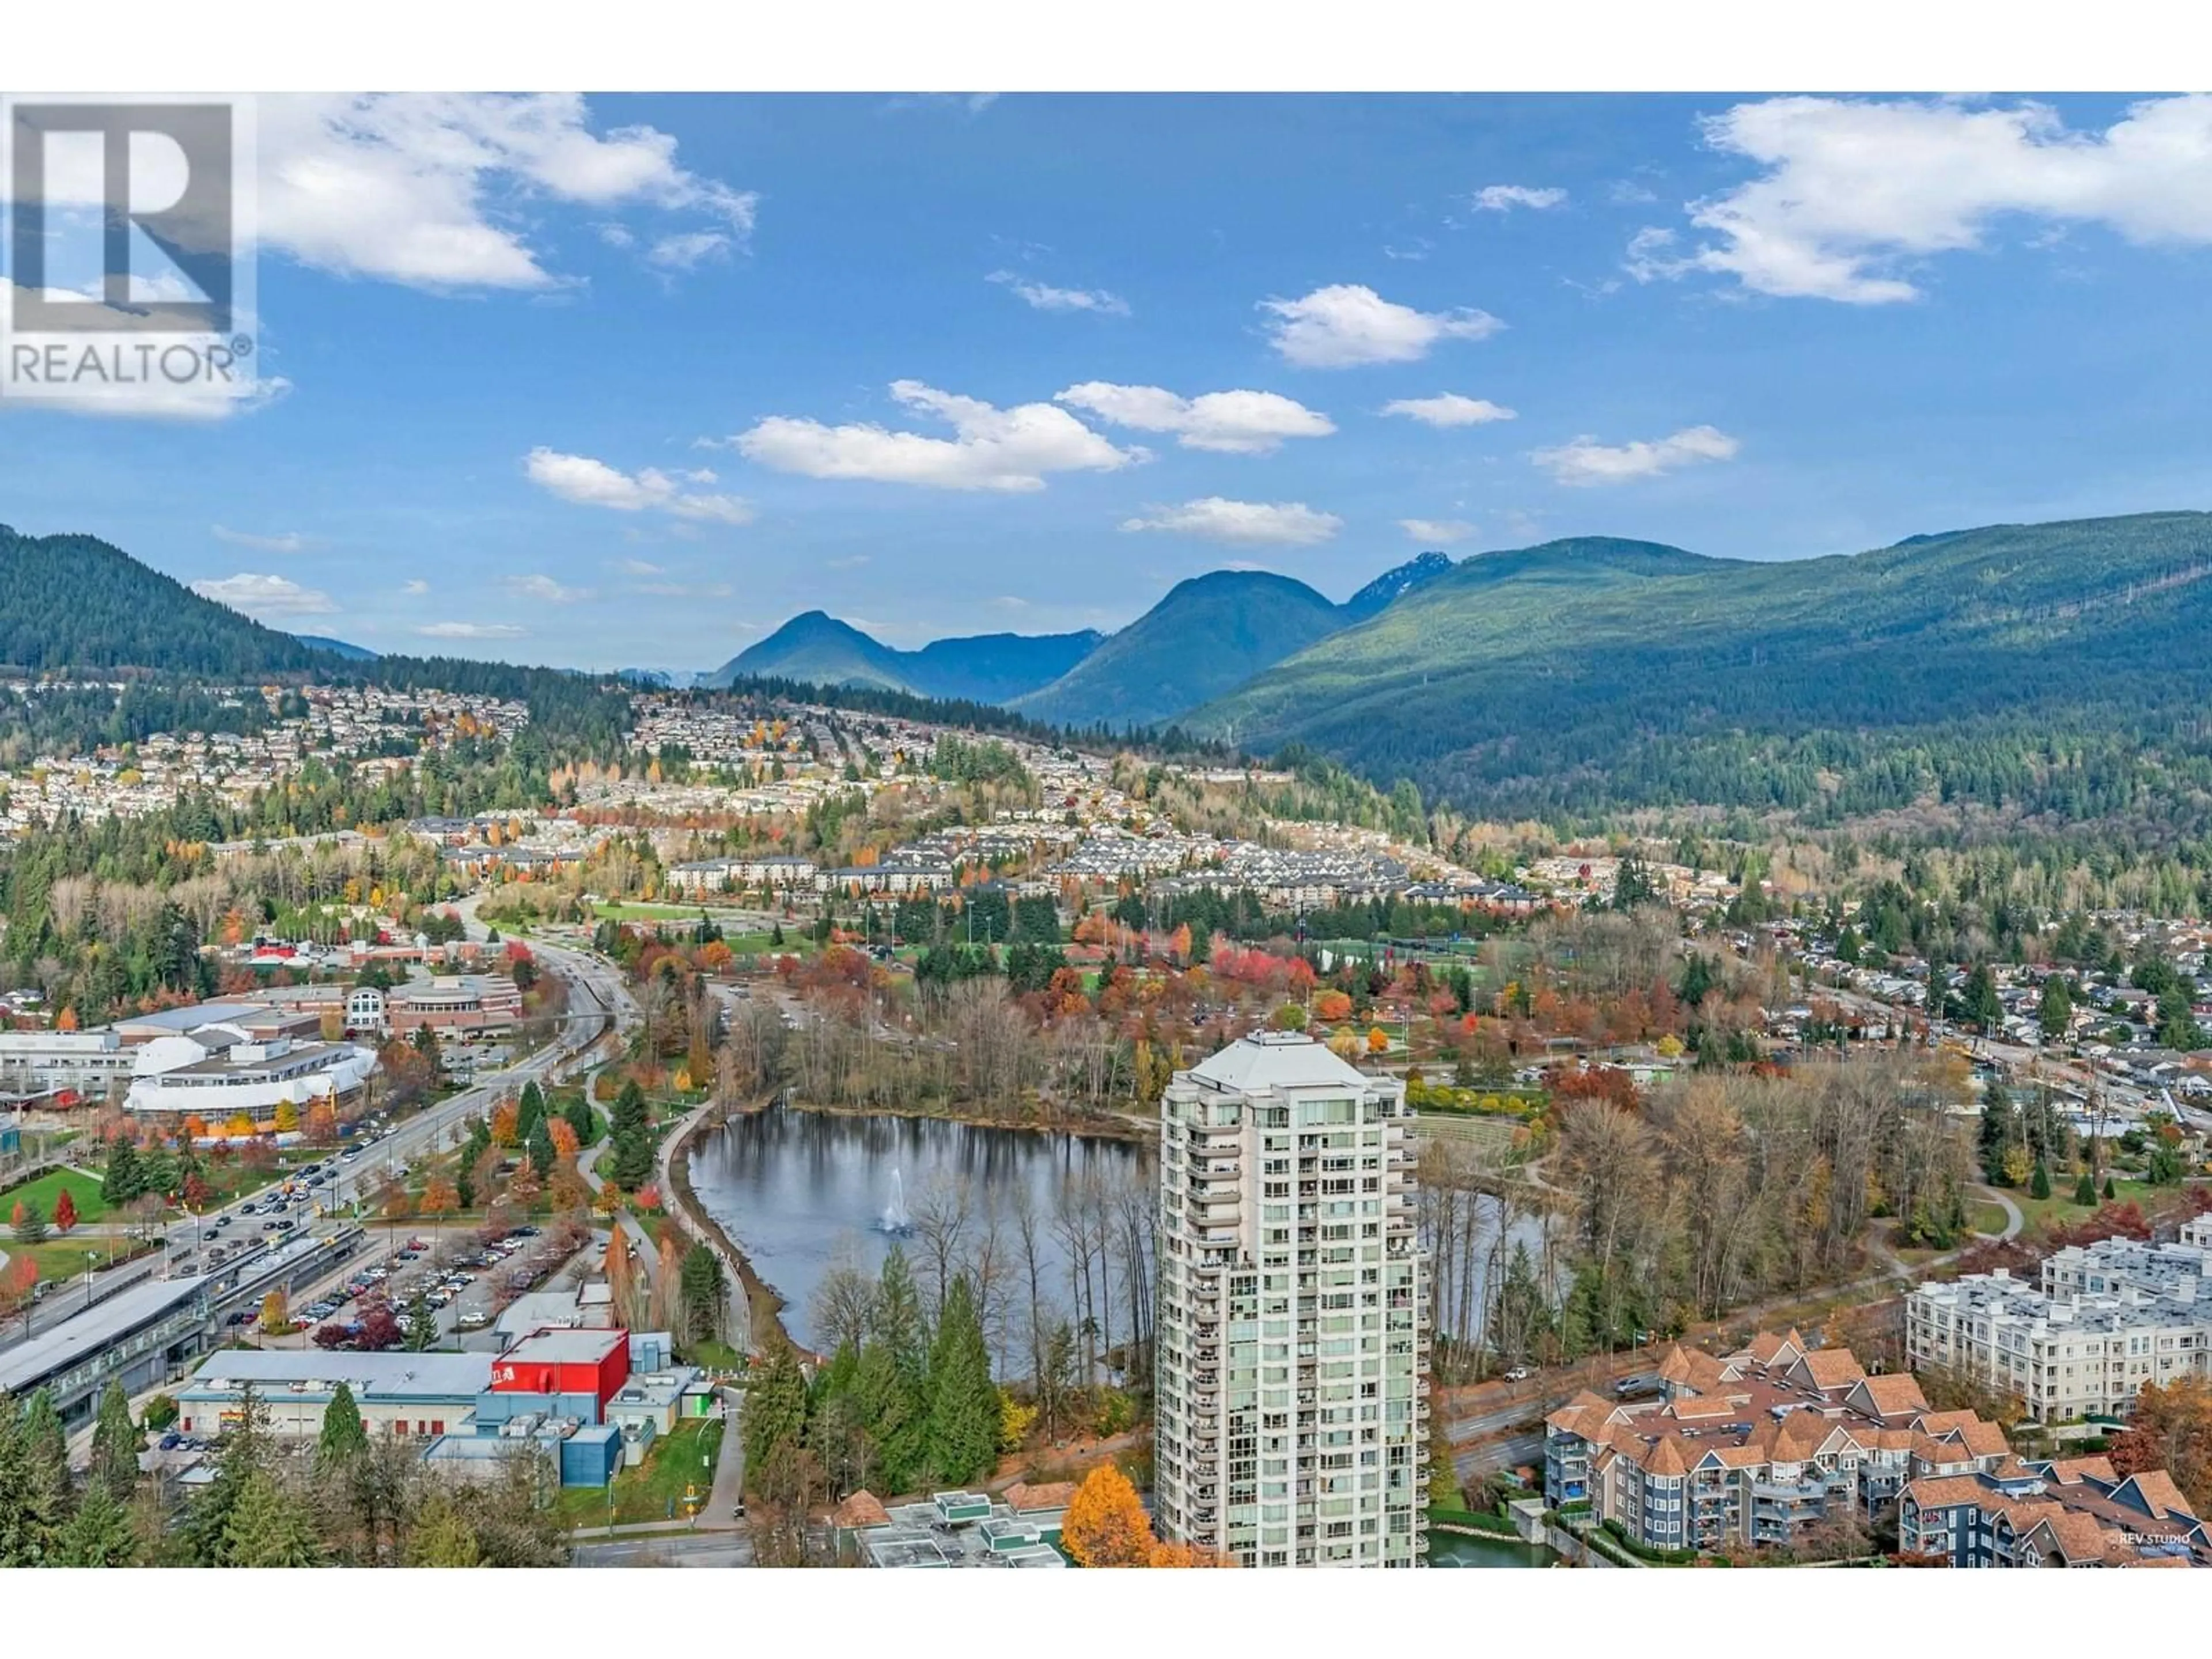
[16,510,2212,831]
[711,551,1460,728]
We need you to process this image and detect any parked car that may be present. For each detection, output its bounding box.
[1503,1366,1531,1382]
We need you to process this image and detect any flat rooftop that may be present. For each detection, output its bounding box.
[184,1349,493,1398]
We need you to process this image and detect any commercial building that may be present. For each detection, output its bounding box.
[1544,1329,2012,1555]
[0,1031,135,1103]
[1152,1031,1429,1569]
[1906,1221,2212,1423]
[380,975,524,1039]
[173,1325,698,1490]
[177,1351,493,1440]
[124,1027,379,1118]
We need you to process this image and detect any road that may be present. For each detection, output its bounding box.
[572,1528,756,1567]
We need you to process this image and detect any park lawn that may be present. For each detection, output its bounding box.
[7,1234,160,1286]
[596,901,724,923]
[1967,1202,2011,1237]
[2012,1176,2156,1236]
[1,1166,112,1225]
[559,1415,725,1528]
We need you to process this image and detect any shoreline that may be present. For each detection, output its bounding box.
[776,1092,1160,1146]
[663,1096,793,1354]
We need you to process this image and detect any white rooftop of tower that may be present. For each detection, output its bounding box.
[1184,1030,1372,1093]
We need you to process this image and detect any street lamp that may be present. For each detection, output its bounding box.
[85,1250,98,1311]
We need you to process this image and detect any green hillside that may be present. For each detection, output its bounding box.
[703,613,1100,702]
[1012,569,1347,729]
[705,611,912,691]
[1189,514,2212,827]
[0,525,323,676]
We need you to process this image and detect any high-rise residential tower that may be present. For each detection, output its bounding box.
[1152,1031,1430,1567]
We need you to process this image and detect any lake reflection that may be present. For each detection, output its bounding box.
[687,1106,1152,1353]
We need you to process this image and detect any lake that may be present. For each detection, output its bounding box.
[686,1105,1152,1354]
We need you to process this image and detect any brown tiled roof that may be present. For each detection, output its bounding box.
[2113,1470,2196,1521]
[2034,1510,2112,1563]
[1795,1349,1867,1389]
[1913,1410,1980,1435]
[2044,1455,2119,1484]
[1957,1418,2011,1459]
[1643,1434,1691,1478]
[1853,1373,1931,1418]
[1903,1474,1997,1512]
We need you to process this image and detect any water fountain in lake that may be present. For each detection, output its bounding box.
[878,1166,913,1234]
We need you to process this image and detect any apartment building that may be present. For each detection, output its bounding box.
[1152,1031,1429,1569]
[1906,1223,2212,1423]
[1899,1457,2209,1567]
[1544,1329,2012,1555]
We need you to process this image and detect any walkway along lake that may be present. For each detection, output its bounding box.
[686,1104,1152,1356]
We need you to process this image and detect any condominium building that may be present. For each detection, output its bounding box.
[1900,1457,2209,1567]
[1906,1222,2212,1423]
[1544,1328,2012,1555]
[1152,1031,1429,1569]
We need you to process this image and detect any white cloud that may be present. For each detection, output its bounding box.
[1400,518,1478,544]
[732,380,1141,492]
[825,555,872,570]
[418,621,526,639]
[1055,382,1334,454]
[188,572,335,618]
[524,448,753,523]
[987,271,1130,316]
[990,595,1029,609]
[3,365,293,423]
[249,93,756,290]
[1380,393,1517,428]
[1259,284,1502,368]
[1647,94,2212,304]
[632,580,735,599]
[503,573,590,603]
[612,556,664,575]
[402,579,430,596]
[1533,425,1741,486]
[1120,497,1343,547]
[212,524,309,554]
[646,231,733,272]
[1473,185,1567,212]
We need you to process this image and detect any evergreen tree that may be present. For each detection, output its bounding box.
[51,1483,136,1566]
[101,1139,143,1207]
[403,1291,439,1351]
[852,1340,918,1495]
[2073,1171,2098,1206]
[923,1276,998,1486]
[2104,1174,2118,1200]
[0,1388,71,1565]
[2040,975,2074,1041]
[563,1093,595,1147]
[526,1118,556,1180]
[743,1345,809,1477]
[679,1245,725,1346]
[219,1468,325,1567]
[181,1389,271,1566]
[12,1200,47,1244]
[517,1080,546,1142]
[1976,1079,2018,1185]
[319,1380,369,1467]
[88,1379,141,1503]
[2031,1160,2053,1200]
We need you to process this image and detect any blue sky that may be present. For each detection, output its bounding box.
[7,91,2212,673]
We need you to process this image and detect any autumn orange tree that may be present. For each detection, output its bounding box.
[2111,1376,2212,1513]
[1062,1463,1155,1567]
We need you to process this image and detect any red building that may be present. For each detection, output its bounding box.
[488,1328,630,1412]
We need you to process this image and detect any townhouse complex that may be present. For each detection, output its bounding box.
[1906,1218,2212,1422]
[1152,1032,1430,1569]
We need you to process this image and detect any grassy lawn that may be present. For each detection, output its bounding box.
[1967,1202,2011,1236]
[1,1166,111,1225]
[6,1234,160,1287]
[2010,1176,2154,1237]
[685,1340,745,1373]
[596,902,728,923]
[559,1415,725,1529]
